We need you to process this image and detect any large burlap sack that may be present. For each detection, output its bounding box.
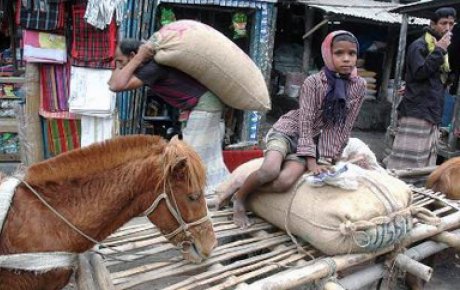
[149,20,271,111]
[220,158,438,255]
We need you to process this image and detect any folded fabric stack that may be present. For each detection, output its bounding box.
[68,67,115,116]
[23,30,67,64]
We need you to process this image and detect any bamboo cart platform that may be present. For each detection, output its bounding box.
[77,187,460,290]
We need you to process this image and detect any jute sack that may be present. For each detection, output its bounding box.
[221,158,438,255]
[149,20,271,111]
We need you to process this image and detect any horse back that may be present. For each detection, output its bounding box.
[427,157,460,199]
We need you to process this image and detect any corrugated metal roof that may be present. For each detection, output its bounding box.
[296,0,429,25]
[158,0,278,7]
[390,0,460,18]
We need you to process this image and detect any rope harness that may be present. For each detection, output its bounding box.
[0,176,211,271]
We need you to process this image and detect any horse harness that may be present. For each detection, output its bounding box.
[0,176,211,272]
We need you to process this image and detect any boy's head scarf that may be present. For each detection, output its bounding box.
[320,30,359,125]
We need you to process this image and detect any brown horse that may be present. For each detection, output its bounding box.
[427,156,460,200]
[0,135,217,290]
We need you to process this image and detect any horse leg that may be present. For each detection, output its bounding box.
[0,269,73,290]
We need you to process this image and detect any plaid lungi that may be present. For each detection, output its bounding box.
[42,118,81,158]
[71,4,117,62]
[182,110,230,195]
[17,1,64,31]
[386,117,439,170]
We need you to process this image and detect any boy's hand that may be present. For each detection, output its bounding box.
[306,157,330,175]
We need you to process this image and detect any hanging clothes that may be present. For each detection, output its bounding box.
[17,0,65,31]
[84,0,126,30]
[71,4,117,62]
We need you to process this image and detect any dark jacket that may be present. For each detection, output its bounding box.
[398,34,448,125]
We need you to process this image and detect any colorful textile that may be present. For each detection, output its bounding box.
[71,4,117,62]
[17,1,65,31]
[386,117,438,170]
[182,110,229,195]
[39,64,78,120]
[42,118,81,158]
[23,30,67,64]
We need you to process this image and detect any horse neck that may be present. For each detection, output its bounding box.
[17,157,162,253]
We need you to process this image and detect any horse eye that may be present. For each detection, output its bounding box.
[188,193,200,201]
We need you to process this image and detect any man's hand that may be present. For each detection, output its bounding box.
[135,43,155,63]
[436,32,452,52]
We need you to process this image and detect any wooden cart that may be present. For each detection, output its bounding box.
[75,187,460,290]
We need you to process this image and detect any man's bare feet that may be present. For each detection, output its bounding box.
[232,198,252,228]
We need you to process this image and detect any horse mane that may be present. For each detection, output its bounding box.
[162,136,207,191]
[25,135,167,185]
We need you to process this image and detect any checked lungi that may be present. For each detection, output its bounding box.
[386,117,439,170]
[182,110,230,196]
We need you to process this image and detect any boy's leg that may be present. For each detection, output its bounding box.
[232,151,284,228]
[258,160,305,193]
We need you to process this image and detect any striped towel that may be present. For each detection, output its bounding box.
[42,118,81,158]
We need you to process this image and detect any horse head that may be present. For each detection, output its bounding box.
[145,136,217,263]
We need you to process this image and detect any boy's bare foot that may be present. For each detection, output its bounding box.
[216,189,236,209]
[232,198,252,228]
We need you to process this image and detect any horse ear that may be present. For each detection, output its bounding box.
[172,157,187,180]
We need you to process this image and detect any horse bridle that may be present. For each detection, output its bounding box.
[15,177,210,257]
[142,182,211,253]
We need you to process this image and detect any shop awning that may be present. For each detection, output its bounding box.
[296,0,428,26]
[390,0,460,19]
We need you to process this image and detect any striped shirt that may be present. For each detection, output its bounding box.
[134,60,208,110]
[273,71,366,159]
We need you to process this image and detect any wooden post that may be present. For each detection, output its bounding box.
[89,253,115,290]
[302,7,315,74]
[390,13,408,131]
[378,26,397,102]
[76,253,97,290]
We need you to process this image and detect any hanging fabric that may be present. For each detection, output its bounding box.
[83,0,126,30]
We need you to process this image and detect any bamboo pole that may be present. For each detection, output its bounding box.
[338,229,460,290]
[302,18,328,39]
[389,166,438,178]
[89,253,115,290]
[394,254,432,282]
[432,232,460,250]
[323,282,346,290]
[75,253,97,290]
[246,211,460,289]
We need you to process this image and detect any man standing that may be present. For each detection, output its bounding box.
[387,7,456,174]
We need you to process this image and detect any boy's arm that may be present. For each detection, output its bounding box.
[297,76,319,160]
